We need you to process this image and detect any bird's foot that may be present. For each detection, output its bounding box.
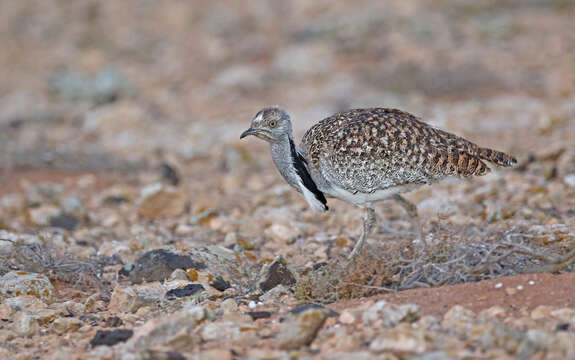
[347,238,365,261]
[347,205,376,261]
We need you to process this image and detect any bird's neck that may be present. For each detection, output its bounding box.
[269,134,300,189]
[269,134,328,212]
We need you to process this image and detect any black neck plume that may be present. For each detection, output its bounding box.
[289,139,328,210]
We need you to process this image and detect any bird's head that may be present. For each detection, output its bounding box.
[240,107,292,143]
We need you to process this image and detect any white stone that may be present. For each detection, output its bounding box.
[13,312,38,337]
[0,271,55,303]
[563,174,575,187]
[369,325,426,353]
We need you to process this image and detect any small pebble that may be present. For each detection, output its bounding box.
[247,311,272,320]
[505,287,517,295]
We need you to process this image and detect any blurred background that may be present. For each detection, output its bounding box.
[0,0,574,256]
[1,0,574,167]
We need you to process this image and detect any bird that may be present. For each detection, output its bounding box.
[240,107,516,259]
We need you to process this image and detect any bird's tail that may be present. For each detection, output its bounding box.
[477,147,517,167]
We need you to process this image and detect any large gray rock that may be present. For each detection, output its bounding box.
[13,311,38,337]
[277,304,330,350]
[108,283,164,313]
[119,249,205,284]
[127,306,209,351]
[0,271,56,303]
[362,300,420,327]
[369,323,427,354]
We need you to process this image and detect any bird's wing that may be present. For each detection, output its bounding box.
[304,108,496,194]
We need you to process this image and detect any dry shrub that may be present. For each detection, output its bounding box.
[0,237,112,295]
[296,225,575,303]
[295,249,395,303]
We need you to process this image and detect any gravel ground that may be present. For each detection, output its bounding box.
[1,1,574,359]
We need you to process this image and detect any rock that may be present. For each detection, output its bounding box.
[531,305,553,320]
[137,184,187,220]
[4,295,47,312]
[59,196,84,215]
[79,314,100,326]
[165,284,206,300]
[159,163,181,187]
[28,205,61,226]
[13,312,38,337]
[478,306,506,320]
[108,283,164,313]
[31,308,59,325]
[286,304,339,318]
[90,329,134,347]
[60,300,86,315]
[247,311,272,321]
[49,213,79,230]
[326,351,378,360]
[84,293,105,313]
[259,257,296,292]
[136,350,187,360]
[551,308,575,330]
[245,349,291,360]
[471,322,524,355]
[220,298,238,313]
[411,352,455,360]
[442,305,475,332]
[210,276,231,291]
[523,329,550,351]
[265,223,294,242]
[0,271,56,303]
[169,269,189,281]
[563,174,575,187]
[195,349,232,360]
[260,285,297,305]
[104,316,124,328]
[185,246,239,284]
[0,303,12,319]
[128,306,208,351]
[51,317,83,334]
[201,321,258,342]
[339,310,357,324]
[120,248,205,283]
[26,183,63,206]
[362,300,420,327]
[276,305,330,350]
[369,323,427,354]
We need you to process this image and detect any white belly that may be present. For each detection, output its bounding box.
[324,183,422,206]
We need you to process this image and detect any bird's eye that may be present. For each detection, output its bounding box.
[269,121,277,128]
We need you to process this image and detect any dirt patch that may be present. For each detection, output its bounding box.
[332,271,575,317]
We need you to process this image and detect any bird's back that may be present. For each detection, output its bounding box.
[300,108,516,194]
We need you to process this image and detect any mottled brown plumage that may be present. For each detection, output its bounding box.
[301,108,516,196]
[241,106,516,259]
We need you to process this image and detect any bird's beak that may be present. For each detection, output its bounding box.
[240,128,257,139]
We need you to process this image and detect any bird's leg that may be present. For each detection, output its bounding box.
[392,194,426,249]
[348,204,376,260]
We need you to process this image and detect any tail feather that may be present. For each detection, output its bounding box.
[478,147,517,167]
